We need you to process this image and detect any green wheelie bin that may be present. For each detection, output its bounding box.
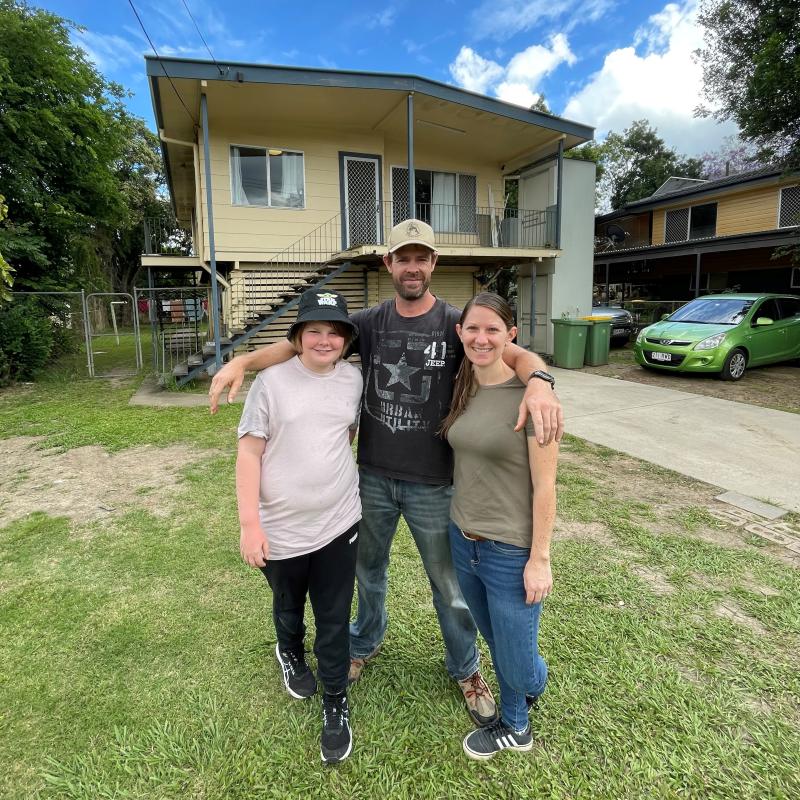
[550,318,591,369]
[581,315,612,366]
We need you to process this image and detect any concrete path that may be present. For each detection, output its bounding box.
[553,368,800,513]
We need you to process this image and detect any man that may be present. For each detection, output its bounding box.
[209,219,563,727]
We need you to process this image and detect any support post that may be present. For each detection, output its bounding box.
[407,93,415,218]
[604,262,610,304]
[528,266,536,351]
[694,253,702,298]
[556,138,564,249]
[201,92,222,371]
[80,289,93,378]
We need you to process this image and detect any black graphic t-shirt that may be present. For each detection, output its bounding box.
[351,298,463,485]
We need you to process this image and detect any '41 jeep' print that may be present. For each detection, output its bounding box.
[366,328,452,434]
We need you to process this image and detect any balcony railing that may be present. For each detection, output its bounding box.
[142,218,194,256]
[343,202,556,250]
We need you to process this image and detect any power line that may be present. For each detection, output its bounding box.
[179,0,225,76]
[126,0,197,127]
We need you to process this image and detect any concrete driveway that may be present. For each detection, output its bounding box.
[554,368,800,513]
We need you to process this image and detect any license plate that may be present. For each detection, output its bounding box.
[612,328,627,336]
[650,351,672,362]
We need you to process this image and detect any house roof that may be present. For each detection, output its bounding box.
[596,165,797,223]
[145,55,594,142]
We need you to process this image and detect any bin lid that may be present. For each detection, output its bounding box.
[551,318,592,326]
[581,315,614,322]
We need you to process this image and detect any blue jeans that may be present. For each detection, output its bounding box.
[448,521,548,732]
[349,468,479,680]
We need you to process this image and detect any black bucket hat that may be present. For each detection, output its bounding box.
[287,289,358,341]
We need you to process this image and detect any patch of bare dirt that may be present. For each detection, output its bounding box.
[714,601,768,636]
[0,436,218,528]
[553,520,616,547]
[582,346,800,414]
[629,564,676,595]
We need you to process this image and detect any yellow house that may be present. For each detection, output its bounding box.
[594,167,800,305]
[142,57,595,382]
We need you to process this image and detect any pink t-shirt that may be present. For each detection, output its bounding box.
[238,356,363,559]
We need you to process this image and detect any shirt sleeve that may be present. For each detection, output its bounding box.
[237,372,271,440]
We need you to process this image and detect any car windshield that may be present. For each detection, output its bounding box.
[668,298,754,325]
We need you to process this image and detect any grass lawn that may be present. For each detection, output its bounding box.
[1,370,799,799]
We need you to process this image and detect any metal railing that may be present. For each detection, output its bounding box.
[142,218,194,256]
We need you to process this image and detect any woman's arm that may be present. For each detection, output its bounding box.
[209,339,297,413]
[523,437,559,605]
[502,342,564,445]
[236,434,270,568]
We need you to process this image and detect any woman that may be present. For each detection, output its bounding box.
[236,289,362,765]
[440,292,558,760]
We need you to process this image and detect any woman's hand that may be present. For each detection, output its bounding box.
[523,558,552,605]
[240,524,270,568]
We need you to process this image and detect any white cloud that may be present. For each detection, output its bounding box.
[366,7,397,29]
[449,47,505,94]
[471,0,616,41]
[562,0,736,154]
[449,33,575,107]
[75,30,144,72]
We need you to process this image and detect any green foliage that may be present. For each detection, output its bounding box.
[697,0,800,169]
[570,120,705,211]
[0,1,167,295]
[0,297,54,383]
[0,195,13,302]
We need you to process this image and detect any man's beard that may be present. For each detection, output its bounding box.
[393,273,430,300]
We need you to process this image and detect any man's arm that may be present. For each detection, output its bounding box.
[502,342,564,445]
[208,340,296,413]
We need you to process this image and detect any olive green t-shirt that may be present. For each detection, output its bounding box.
[447,376,534,548]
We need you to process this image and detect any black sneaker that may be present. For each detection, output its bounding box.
[462,719,533,760]
[275,643,317,699]
[320,691,352,764]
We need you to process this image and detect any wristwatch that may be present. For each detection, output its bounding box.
[528,369,555,389]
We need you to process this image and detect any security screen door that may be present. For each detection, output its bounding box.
[343,155,380,248]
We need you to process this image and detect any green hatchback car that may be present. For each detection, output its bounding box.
[633,293,800,380]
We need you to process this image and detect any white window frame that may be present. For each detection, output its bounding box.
[665,202,718,243]
[229,143,306,209]
[791,266,800,289]
[777,185,800,228]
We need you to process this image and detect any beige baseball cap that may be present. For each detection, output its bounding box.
[387,218,436,253]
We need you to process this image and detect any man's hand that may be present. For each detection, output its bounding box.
[209,358,246,414]
[523,558,552,605]
[515,380,564,445]
[240,524,270,568]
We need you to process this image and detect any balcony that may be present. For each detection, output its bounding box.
[343,202,557,252]
[142,218,194,256]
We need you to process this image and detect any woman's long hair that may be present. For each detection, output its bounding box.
[439,292,515,439]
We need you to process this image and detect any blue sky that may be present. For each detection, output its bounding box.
[45,0,736,155]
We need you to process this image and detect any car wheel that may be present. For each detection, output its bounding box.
[719,348,747,381]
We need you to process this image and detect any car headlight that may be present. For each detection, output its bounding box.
[694,332,726,351]
[636,327,648,344]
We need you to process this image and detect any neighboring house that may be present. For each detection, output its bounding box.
[594,167,800,305]
[141,57,595,382]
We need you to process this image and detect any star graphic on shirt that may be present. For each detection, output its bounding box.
[383,353,420,389]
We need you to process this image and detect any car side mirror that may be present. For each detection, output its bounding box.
[661,313,670,320]
[755,316,774,326]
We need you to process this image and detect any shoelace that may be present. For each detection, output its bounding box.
[282,649,305,677]
[461,672,489,700]
[322,696,348,729]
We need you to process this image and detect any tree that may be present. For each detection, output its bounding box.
[529,95,551,114]
[569,120,704,211]
[0,1,163,293]
[698,135,765,180]
[696,0,800,168]
[0,195,13,302]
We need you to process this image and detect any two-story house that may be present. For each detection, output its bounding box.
[141,57,595,383]
[594,167,800,307]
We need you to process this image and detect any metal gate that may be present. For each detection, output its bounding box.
[86,293,141,377]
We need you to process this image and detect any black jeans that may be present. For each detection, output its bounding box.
[262,522,359,694]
